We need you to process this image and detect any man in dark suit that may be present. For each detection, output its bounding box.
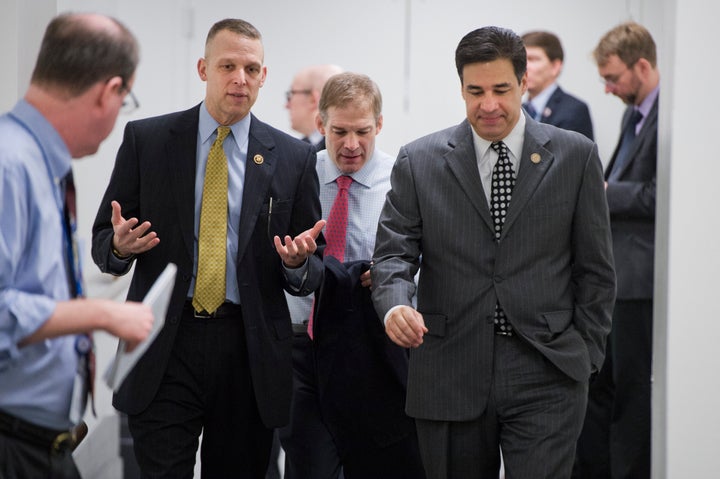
[522,30,594,140]
[573,22,659,479]
[371,26,615,479]
[91,18,325,479]
[279,72,424,479]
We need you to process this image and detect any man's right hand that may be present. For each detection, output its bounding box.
[385,305,428,348]
[111,200,160,257]
[101,300,154,352]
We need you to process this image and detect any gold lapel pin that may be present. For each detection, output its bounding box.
[530,153,541,164]
[253,154,264,165]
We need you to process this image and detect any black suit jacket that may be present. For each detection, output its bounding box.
[529,86,594,140]
[91,104,324,427]
[313,257,415,452]
[604,97,658,299]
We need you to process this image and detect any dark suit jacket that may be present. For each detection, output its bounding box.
[313,257,415,453]
[604,97,658,299]
[91,104,324,427]
[314,136,326,152]
[372,114,615,421]
[529,86,594,140]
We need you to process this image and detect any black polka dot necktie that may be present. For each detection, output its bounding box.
[490,141,515,336]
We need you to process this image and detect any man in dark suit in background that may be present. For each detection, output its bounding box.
[522,30,594,140]
[91,18,325,479]
[371,26,615,479]
[574,21,659,479]
[285,64,344,151]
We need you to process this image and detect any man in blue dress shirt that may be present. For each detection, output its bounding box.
[0,13,153,478]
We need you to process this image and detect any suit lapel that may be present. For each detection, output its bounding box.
[167,105,201,261]
[237,115,276,261]
[541,87,563,124]
[444,121,494,233]
[501,120,554,235]
[608,98,658,179]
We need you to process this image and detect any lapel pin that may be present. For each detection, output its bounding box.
[543,107,552,118]
[253,154,264,165]
[530,153,541,164]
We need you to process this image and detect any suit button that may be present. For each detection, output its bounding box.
[494,275,503,283]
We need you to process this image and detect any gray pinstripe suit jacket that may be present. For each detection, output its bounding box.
[371,114,616,421]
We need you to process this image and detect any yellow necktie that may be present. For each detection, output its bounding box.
[193,126,231,314]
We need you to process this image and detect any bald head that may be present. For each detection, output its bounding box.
[286,64,344,137]
[31,12,139,97]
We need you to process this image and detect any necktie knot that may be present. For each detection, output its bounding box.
[336,175,353,190]
[628,109,643,131]
[215,126,231,144]
[491,141,508,157]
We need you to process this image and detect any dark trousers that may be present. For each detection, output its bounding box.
[128,307,273,479]
[279,332,424,479]
[574,299,653,479]
[0,433,79,479]
[279,332,343,479]
[416,333,587,479]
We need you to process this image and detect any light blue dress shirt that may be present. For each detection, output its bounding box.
[0,100,79,430]
[286,148,395,324]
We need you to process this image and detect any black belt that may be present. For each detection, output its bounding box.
[0,409,86,453]
[292,322,309,334]
[184,300,242,319]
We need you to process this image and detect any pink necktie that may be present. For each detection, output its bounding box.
[308,175,353,338]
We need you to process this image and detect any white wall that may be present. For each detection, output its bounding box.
[4,0,720,476]
[653,0,720,476]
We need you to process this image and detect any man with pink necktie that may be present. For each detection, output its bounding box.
[280,72,425,479]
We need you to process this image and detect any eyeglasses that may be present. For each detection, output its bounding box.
[121,88,140,115]
[285,89,312,102]
[599,62,635,88]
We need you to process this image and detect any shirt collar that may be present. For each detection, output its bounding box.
[318,148,379,188]
[307,130,323,145]
[528,83,558,116]
[11,99,72,181]
[637,84,659,119]
[199,102,250,148]
[471,110,526,162]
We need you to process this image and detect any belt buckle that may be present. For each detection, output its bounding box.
[51,431,75,453]
[194,309,216,319]
[51,421,87,453]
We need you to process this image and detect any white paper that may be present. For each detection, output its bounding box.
[103,263,176,391]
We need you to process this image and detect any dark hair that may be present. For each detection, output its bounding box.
[594,21,657,68]
[318,72,382,124]
[521,30,564,63]
[31,13,139,96]
[455,26,526,84]
[206,18,262,47]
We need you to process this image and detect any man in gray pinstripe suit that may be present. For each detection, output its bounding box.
[371,26,616,479]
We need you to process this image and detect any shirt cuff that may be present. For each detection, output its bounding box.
[283,259,309,292]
